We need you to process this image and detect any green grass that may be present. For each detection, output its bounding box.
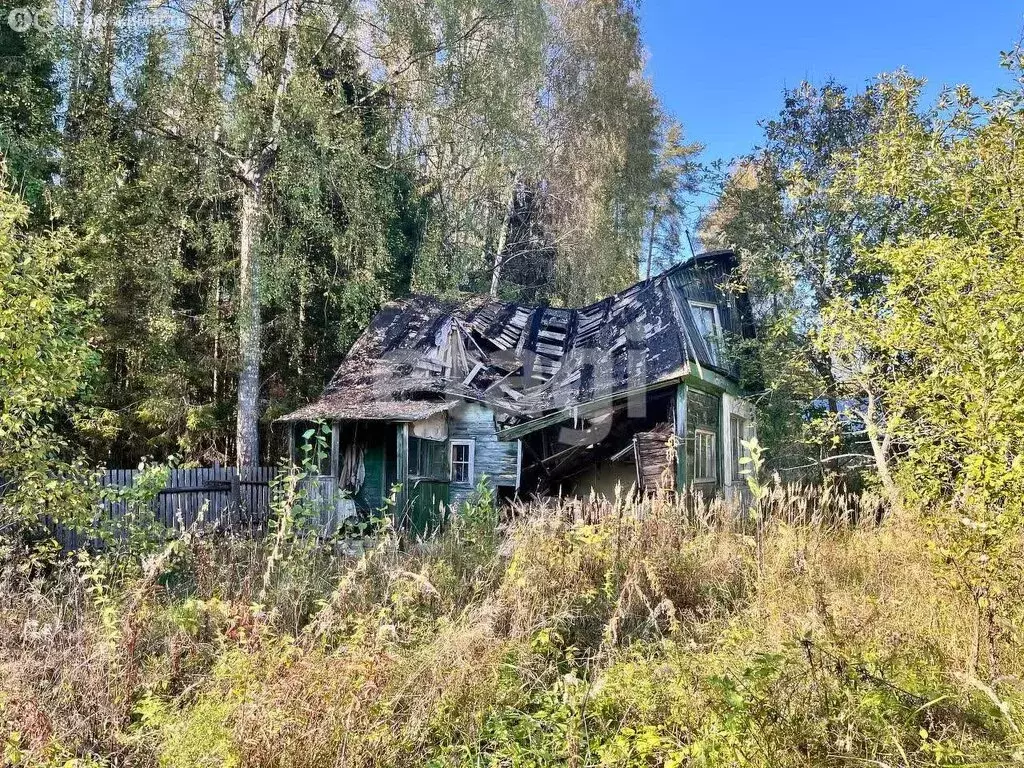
[1,488,1022,767]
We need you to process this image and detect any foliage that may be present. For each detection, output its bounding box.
[0,179,95,535]
[6,11,1024,765]
[543,0,664,305]
[642,118,702,280]
[693,62,1024,686]
[820,70,1024,678]
[700,80,902,477]
[0,0,689,465]
[0,0,57,211]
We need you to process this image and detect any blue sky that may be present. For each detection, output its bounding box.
[640,1,1024,166]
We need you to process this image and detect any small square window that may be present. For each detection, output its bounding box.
[694,429,717,482]
[409,436,447,480]
[450,440,474,485]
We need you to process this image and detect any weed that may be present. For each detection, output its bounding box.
[1,488,1021,767]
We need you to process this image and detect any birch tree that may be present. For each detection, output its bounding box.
[145,0,305,465]
[643,118,701,279]
[365,0,547,298]
[542,0,661,304]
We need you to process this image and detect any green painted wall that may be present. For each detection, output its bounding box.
[676,382,688,489]
[674,383,723,494]
[407,479,448,538]
[685,387,721,494]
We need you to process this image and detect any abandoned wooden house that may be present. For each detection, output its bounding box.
[279,249,756,533]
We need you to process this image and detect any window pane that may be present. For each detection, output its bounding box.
[431,441,448,479]
[451,443,471,484]
[410,437,449,480]
[696,306,714,333]
[694,430,716,481]
[409,438,421,476]
[690,304,721,363]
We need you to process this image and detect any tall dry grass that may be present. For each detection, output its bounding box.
[1,486,1020,767]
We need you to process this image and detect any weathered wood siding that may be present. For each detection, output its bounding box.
[634,429,675,493]
[44,466,277,549]
[676,382,688,488]
[669,258,745,338]
[668,256,751,380]
[448,402,519,509]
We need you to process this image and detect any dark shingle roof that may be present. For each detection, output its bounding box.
[280,251,752,425]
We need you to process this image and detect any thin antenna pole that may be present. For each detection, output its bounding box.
[685,230,696,261]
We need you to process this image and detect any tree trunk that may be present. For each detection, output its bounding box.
[867,428,900,514]
[490,175,518,298]
[864,389,902,516]
[213,274,221,399]
[236,173,263,467]
[645,203,657,280]
[234,0,296,467]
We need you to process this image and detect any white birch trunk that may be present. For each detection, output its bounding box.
[235,173,263,466]
[489,176,518,298]
[234,0,298,466]
[864,388,903,516]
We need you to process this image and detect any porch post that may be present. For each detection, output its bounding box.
[330,422,341,479]
[395,423,409,526]
[675,383,688,491]
[721,394,732,490]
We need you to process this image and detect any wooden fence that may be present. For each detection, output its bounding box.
[46,466,279,549]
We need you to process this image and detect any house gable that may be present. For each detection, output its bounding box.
[280,250,757,520]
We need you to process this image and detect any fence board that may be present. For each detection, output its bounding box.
[44,466,281,549]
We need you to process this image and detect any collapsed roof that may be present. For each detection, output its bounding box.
[281,250,753,431]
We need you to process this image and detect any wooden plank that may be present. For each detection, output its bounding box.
[395,424,409,528]
[40,465,281,549]
[498,383,523,401]
[415,359,444,373]
[330,422,341,481]
[533,342,564,357]
[462,361,486,385]
[536,329,566,343]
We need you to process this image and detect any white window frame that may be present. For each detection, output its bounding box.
[694,429,717,483]
[730,414,747,482]
[450,439,475,486]
[689,300,723,364]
